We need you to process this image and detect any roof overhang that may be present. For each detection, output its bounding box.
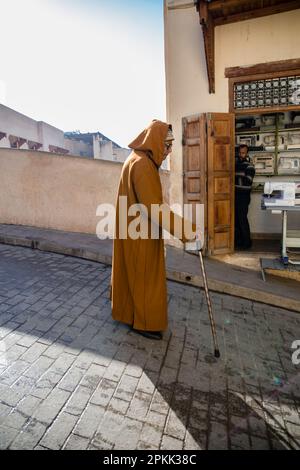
[195,0,300,93]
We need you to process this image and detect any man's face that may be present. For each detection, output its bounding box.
[163,141,173,159]
[239,146,248,160]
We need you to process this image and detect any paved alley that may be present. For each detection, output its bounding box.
[0,244,299,450]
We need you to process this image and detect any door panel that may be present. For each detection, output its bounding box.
[214,145,230,171]
[214,231,231,250]
[207,112,235,255]
[214,200,231,226]
[182,112,234,255]
[182,115,207,250]
[213,120,230,136]
[214,176,230,195]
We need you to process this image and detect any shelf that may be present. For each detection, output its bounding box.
[240,149,300,154]
[278,150,300,153]
[248,150,275,154]
[253,174,300,178]
[279,127,300,132]
[234,105,300,115]
[236,127,300,135]
[235,113,300,179]
[235,128,276,135]
[253,175,274,178]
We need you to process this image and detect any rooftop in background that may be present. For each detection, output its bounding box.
[64,131,122,149]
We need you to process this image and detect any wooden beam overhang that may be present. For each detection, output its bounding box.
[195,0,300,94]
[225,58,300,78]
[197,0,215,94]
[212,0,300,25]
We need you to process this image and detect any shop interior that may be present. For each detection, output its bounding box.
[214,110,300,274]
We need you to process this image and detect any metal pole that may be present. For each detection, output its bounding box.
[282,209,288,265]
[198,249,220,358]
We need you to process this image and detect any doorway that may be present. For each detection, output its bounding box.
[182,110,300,268]
[235,110,300,257]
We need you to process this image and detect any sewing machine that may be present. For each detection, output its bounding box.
[252,154,275,174]
[263,181,296,206]
[262,181,300,265]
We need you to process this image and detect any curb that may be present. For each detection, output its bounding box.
[1,234,300,313]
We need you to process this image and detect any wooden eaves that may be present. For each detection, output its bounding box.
[195,0,300,94]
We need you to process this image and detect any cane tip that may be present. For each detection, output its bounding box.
[214,349,220,358]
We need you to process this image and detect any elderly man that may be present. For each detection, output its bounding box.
[110,120,196,340]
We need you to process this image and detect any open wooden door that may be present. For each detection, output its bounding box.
[206,113,235,255]
[182,112,235,255]
[182,114,207,251]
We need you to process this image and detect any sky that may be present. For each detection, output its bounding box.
[0,0,166,148]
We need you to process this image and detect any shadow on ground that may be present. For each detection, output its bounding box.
[0,244,299,450]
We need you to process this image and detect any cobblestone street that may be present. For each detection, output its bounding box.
[0,244,300,450]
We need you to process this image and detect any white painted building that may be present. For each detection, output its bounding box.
[0,103,67,154]
[0,103,130,162]
[64,132,130,162]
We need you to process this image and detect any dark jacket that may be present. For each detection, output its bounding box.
[235,157,255,195]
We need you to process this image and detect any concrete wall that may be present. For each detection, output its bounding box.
[95,139,113,160]
[94,136,130,163]
[0,104,66,152]
[0,135,10,148]
[37,121,65,152]
[0,148,170,236]
[0,104,39,143]
[164,1,300,235]
[113,147,131,163]
[64,138,93,158]
[0,148,123,235]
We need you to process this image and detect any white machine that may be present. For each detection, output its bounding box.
[262,181,300,265]
[263,181,296,206]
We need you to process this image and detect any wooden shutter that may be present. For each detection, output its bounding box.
[206,112,235,255]
[182,115,207,251]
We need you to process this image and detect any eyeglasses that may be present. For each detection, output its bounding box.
[165,142,173,150]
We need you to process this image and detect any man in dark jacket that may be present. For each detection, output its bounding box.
[235,144,255,249]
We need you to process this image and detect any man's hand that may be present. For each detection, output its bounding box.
[185,233,203,252]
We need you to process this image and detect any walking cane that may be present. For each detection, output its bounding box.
[198,247,220,358]
[189,238,220,358]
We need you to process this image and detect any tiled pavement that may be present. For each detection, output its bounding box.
[0,243,300,450]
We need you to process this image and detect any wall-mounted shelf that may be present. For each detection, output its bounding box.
[236,128,276,135]
[248,150,275,154]
[279,127,300,132]
[235,111,300,177]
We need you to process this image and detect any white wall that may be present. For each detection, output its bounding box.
[37,121,65,152]
[99,140,113,160]
[94,135,130,163]
[113,147,130,163]
[64,138,93,158]
[0,104,66,152]
[0,104,40,143]
[0,135,10,148]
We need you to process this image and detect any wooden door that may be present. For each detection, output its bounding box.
[182,112,235,255]
[206,112,235,255]
[182,114,207,251]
